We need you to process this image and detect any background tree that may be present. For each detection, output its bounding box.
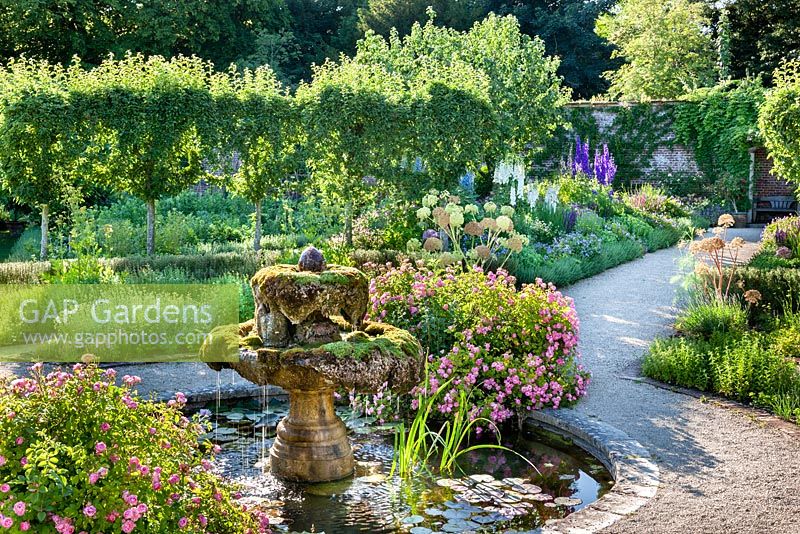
[358,0,490,37]
[0,59,80,260]
[0,0,290,68]
[759,61,800,189]
[725,0,800,84]
[297,57,408,245]
[225,67,300,251]
[80,55,217,255]
[595,0,717,100]
[489,0,619,99]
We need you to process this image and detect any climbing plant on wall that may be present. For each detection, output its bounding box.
[759,61,800,191]
[532,103,674,187]
[674,78,765,211]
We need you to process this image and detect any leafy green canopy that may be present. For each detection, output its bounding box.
[0,59,80,210]
[356,13,568,166]
[73,55,219,203]
[296,57,408,207]
[220,67,300,204]
[493,0,619,100]
[595,0,717,100]
[760,61,800,190]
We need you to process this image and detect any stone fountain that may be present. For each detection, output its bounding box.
[204,247,423,482]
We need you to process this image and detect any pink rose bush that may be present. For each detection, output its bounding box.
[367,262,590,426]
[0,364,269,533]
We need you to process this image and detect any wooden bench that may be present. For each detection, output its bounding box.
[754,196,798,223]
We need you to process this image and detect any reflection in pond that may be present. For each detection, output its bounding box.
[198,397,613,533]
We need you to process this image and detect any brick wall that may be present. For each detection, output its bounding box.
[543,102,796,221]
[754,147,794,197]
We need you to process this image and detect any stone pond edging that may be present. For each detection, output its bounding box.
[525,409,659,534]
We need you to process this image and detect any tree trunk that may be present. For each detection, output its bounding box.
[254,199,262,252]
[344,201,353,247]
[146,199,156,256]
[40,204,49,261]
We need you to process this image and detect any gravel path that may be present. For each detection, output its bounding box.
[563,228,800,534]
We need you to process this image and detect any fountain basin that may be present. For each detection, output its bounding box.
[206,318,423,482]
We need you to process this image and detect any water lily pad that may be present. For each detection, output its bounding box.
[531,493,553,501]
[436,479,460,488]
[468,474,495,483]
[471,515,497,525]
[402,515,424,525]
[442,509,471,520]
[424,508,443,517]
[502,477,525,485]
[554,497,582,507]
[544,502,558,508]
[442,519,479,532]
[558,474,575,481]
[410,528,433,534]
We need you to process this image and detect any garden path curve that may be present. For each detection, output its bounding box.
[563,228,800,533]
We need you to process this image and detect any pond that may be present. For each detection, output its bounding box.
[199,396,613,534]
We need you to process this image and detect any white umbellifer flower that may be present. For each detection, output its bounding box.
[416,207,431,220]
[450,211,464,227]
[422,194,437,208]
[464,204,479,215]
[484,201,497,213]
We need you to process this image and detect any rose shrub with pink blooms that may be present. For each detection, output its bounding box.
[0,364,269,534]
[367,262,589,427]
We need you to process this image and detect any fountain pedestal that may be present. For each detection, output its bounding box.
[203,247,423,483]
[270,388,354,482]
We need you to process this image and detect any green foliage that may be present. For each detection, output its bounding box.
[595,0,717,100]
[675,300,748,340]
[644,333,800,415]
[726,0,800,84]
[674,79,765,211]
[358,0,490,37]
[731,266,800,318]
[622,183,691,218]
[297,57,407,243]
[759,61,800,189]
[642,337,711,390]
[0,0,290,69]
[516,238,645,287]
[357,13,568,169]
[0,364,265,533]
[494,0,619,99]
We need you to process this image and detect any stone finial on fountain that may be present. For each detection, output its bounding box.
[298,245,326,272]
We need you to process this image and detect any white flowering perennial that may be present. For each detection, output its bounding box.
[544,184,560,211]
[493,159,526,206]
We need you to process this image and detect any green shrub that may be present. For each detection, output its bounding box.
[516,239,644,286]
[709,334,799,403]
[642,337,711,390]
[675,300,748,340]
[731,266,800,318]
[747,250,800,270]
[642,225,682,251]
[0,364,267,533]
[7,227,41,261]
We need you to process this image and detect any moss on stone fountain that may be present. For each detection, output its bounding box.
[204,246,423,483]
